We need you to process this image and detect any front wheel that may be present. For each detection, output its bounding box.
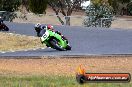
[1,24,9,31]
[4,26,9,31]
[65,45,71,50]
[50,39,65,51]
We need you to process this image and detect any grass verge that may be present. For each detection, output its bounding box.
[0,32,44,51]
[0,75,131,87]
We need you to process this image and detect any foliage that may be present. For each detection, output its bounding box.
[117,0,131,4]
[29,0,48,14]
[2,12,17,21]
[108,0,118,14]
[127,2,132,15]
[91,0,131,15]
[110,0,131,15]
[0,0,21,21]
[0,0,21,12]
[83,3,114,28]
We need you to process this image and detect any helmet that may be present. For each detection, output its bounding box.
[35,23,41,28]
[47,25,53,29]
[34,23,41,31]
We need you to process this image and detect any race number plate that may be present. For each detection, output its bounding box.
[40,30,49,42]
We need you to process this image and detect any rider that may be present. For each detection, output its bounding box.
[34,23,68,40]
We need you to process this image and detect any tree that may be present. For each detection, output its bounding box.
[0,0,21,21]
[91,0,131,15]
[0,0,21,12]
[29,0,48,14]
[20,0,48,14]
[21,0,29,11]
[91,0,108,5]
[127,2,132,15]
[48,0,84,25]
[83,1,113,28]
[19,0,48,20]
[117,0,131,15]
[108,0,130,15]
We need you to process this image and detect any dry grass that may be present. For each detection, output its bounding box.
[0,56,131,76]
[111,16,132,29]
[0,32,44,51]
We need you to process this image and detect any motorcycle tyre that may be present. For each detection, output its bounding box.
[50,39,65,51]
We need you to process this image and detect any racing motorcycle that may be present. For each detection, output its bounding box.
[0,22,9,31]
[40,29,71,51]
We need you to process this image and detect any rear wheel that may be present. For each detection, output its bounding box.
[50,39,65,51]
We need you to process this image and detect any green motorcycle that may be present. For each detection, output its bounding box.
[40,29,71,51]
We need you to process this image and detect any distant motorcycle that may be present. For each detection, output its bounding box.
[0,22,9,31]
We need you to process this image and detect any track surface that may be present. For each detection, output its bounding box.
[0,22,132,56]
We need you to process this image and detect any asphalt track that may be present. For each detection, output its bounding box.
[0,22,132,56]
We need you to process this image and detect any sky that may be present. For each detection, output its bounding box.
[81,1,91,9]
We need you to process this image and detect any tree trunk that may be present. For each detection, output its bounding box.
[65,16,70,25]
[57,15,65,25]
[48,3,65,25]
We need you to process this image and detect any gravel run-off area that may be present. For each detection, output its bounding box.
[0,56,131,76]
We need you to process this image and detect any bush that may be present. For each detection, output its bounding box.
[0,0,21,12]
[83,3,114,28]
[29,0,48,14]
[0,0,21,21]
